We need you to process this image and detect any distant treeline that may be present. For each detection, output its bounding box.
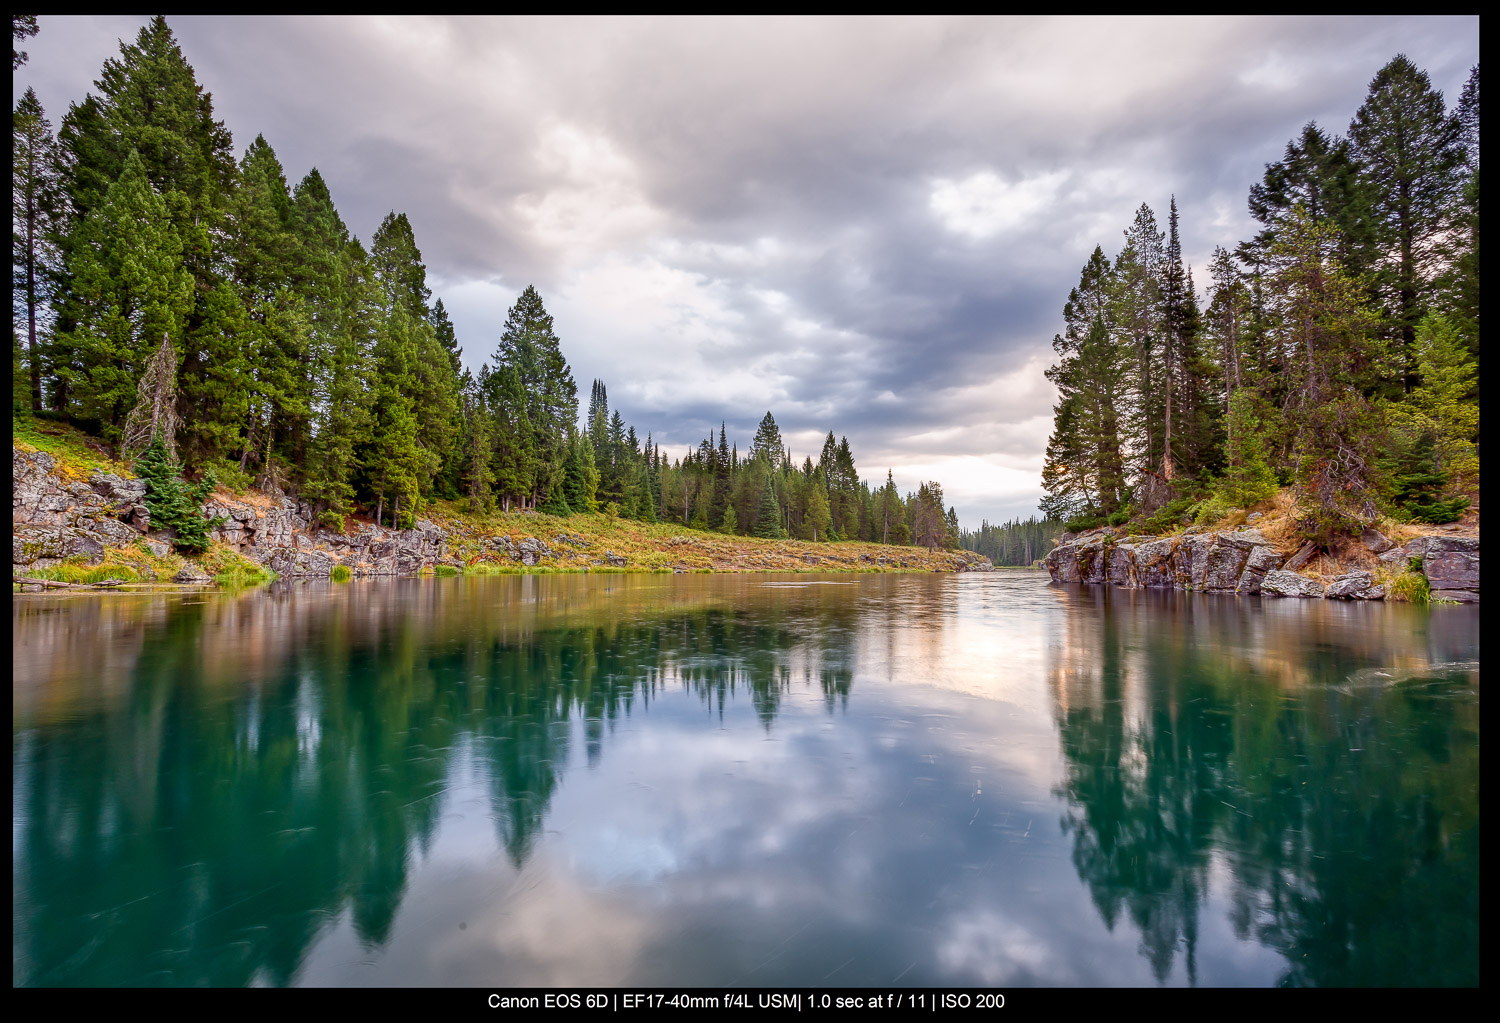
[1040,54,1479,537]
[12,17,962,546]
[959,516,1063,567]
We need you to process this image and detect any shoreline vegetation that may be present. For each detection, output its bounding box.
[12,416,993,591]
[1035,53,1480,587]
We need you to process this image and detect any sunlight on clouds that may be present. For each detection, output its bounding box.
[930,169,1071,240]
[513,124,663,255]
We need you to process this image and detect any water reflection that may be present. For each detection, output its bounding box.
[12,575,1479,986]
[13,576,866,986]
[1048,587,1479,986]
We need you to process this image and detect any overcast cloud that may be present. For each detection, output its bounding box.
[15,16,1479,525]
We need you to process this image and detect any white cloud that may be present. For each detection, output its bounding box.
[929,170,1071,240]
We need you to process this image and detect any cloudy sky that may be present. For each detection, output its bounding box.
[16,16,1479,526]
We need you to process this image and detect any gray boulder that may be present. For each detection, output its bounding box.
[1325,571,1385,600]
[13,525,104,567]
[1219,528,1270,550]
[1105,543,1139,587]
[262,546,336,577]
[1261,570,1326,598]
[1359,527,1394,554]
[87,515,142,547]
[174,562,212,584]
[1201,539,1251,591]
[1236,545,1283,594]
[1135,537,1178,588]
[1422,537,1479,602]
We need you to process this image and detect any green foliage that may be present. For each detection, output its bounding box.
[537,486,571,517]
[330,564,352,582]
[1379,432,1470,524]
[1137,497,1196,535]
[1190,494,1236,527]
[319,510,345,534]
[432,564,461,577]
[1218,391,1280,508]
[24,562,141,585]
[1385,568,1431,605]
[1064,513,1108,533]
[134,434,224,553]
[751,477,785,539]
[210,457,255,495]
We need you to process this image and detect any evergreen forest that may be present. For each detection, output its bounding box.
[1038,54,1480,541]
[12,17,963,548]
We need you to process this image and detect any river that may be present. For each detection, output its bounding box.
[11,572,1480,986]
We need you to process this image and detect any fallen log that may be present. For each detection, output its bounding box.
[13,575,127,589]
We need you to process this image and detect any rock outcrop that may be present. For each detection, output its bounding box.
[1045,527,1287,595]
[1260,570,1327,598]
[1324,571,1385,600]
[1419,536,1480,602]
[1045,524,1479,601]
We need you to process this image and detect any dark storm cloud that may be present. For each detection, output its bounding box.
[15,16,1479,523]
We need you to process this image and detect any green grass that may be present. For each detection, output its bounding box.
[200,542,275,588]
[1385,568,1431,605]
[331,564,353,582]
[12,413,134,482]
[22,563,141,585]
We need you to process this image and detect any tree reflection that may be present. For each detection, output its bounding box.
[12,576,867,986]
[1050,588,1479,986]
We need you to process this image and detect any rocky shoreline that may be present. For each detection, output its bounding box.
[13,446,993,582]
[1044,522,1479,602]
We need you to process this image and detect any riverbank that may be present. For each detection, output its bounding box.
[12,442,993,589]
[1044,498,1479,603]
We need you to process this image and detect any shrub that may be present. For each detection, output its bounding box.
[1064,513,1108,533]
[320,510,346,534]
[1380,432,1471,524]
[211,458,255,495]
[331,564,353,582]
[134,436,224,554]
[1136,497,1195,535]
[1385,569,1430,605]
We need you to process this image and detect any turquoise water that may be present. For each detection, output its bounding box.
[12,573,1479,986]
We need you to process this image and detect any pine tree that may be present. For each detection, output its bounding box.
[750,411,782,462]
[13,14,38,69]
[1241,121,1374,277]
[227,135,308,477]
[134,433,222,554]
[1041,247,1127,520]
[13,88,63,412]
[303,235,374,523]
[1349,55,1467,392]
[59,150,193,435]
[563,432,601,514]
[1270,207,1387,536]
[751,474,784,538]
[711,422,731,527]
[491,285,577,507]
[430,298,461,374]
[802,482,830,541]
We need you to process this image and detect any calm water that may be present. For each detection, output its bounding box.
[12,573,1479,987]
